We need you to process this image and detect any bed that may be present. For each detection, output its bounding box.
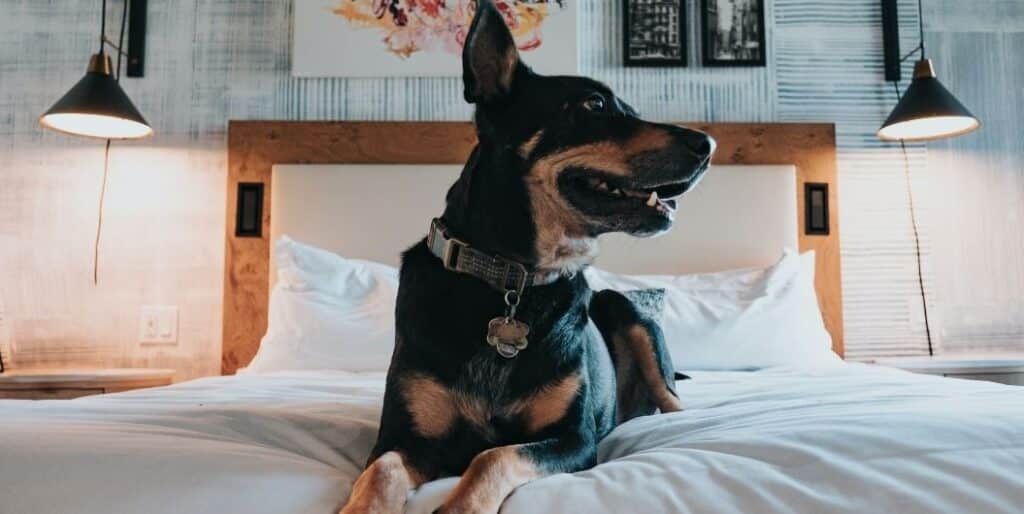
[3,367,1022,514]
[1,122,1021,514]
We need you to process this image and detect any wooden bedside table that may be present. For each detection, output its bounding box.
[0,368,175,400]
[874,355,1024,386]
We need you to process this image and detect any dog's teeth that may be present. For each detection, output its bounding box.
[597,181,610,191]
[611,188,623,196]
[646,191,659,207]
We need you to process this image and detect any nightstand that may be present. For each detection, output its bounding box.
[0,368,175,399]
[874,355,1024,386]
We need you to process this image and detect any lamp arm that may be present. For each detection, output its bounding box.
[102,36,129,57]
[917,0,926,59]
[99,0,107,54]
[899,43,923,64]
[892,1,926,70]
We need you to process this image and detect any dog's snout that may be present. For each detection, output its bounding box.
[682,131,716,161]
[655,125,716,162]
[691,134,715,159]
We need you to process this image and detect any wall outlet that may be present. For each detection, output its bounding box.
[139,306,178,345]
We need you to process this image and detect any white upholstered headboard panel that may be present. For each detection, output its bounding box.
[223,121,842,374]
[270,164,797,276]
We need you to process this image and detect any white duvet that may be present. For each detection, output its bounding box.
[1,364,1022,514]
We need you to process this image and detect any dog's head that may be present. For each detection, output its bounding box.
[443,0,715,273]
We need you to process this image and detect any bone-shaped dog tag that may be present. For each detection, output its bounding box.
[486,317,530,358]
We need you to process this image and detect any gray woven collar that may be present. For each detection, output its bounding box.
[427,218,561,293]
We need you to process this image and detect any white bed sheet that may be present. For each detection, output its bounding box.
[1,364,1022,514]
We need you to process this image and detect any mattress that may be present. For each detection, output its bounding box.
[0,363,1021,514]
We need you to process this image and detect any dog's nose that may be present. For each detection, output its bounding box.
[686,133,716,161]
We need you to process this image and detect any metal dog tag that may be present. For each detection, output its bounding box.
[486,317,530,358]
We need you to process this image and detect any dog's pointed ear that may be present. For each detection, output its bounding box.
[462,0,521,104]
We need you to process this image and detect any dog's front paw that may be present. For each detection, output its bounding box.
[432,506,493,514]
[433,497,501,514]
[337,502,371,514]
[340,502,396,514]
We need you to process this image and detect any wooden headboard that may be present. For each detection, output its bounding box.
[223,121,843,375]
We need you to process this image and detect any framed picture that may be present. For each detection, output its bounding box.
[292,0,577,78]
[701,0,766,67]
[622,0,687,67]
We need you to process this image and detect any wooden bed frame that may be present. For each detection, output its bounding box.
[223,121,843,375]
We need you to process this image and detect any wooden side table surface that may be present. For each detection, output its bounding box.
[874,354,1024,386]
[0,368,175,400]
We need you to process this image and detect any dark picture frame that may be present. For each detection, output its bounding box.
[701,0,767,67]
[623,0,687,67]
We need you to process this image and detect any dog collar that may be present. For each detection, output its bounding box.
[427,218,561,294]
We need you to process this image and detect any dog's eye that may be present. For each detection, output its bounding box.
[581,93,607,112]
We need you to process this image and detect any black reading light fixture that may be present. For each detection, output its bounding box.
[878,0,980,142]
[878,0,981,357]
[39,0,152,139]
[38,0,151,284]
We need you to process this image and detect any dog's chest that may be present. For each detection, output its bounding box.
[451,355,526,437]
[400,350,581,444]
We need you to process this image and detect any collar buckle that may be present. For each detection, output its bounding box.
[429,218,467,272]
[442,236,467,271]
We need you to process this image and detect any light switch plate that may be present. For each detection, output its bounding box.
[139,305,178,345]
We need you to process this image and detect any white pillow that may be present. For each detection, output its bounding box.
[243,236,399,374]
[584,250,840,371]
[247,238,836,374]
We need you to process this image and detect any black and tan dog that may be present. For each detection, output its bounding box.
[340,2,714,513]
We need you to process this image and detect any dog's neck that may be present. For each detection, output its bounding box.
[536,235,599,276]
[434,215,597,279]
[427,218,564,294]
[440,145,599,277]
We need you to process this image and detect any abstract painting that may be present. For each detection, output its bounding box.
[293,0,577,77]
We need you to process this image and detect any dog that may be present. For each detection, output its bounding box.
[339,2,714,513]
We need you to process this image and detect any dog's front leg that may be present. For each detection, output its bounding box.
[340,450,426,514]
[590,289,683,420]
[435,436,594,514]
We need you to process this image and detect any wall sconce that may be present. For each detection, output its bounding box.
[39,0,152,140]
[878,0,980,142]
[38,0,152,283]
[877,0,980,357]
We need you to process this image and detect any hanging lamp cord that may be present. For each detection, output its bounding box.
[892,81,935,356]
[93,0,129,285]
[898,0,928,64]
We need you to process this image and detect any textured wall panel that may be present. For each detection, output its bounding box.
[924,25,1024,353]
[0,0,1020,379]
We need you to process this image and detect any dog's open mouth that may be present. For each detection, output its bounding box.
[579,176,685,215]
[558,164,709,236]
[560,166,702,218]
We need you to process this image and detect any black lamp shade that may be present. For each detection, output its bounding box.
[878,59,980,142]
[39,54,153,140]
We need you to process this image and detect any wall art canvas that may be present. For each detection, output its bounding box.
[623,0,687,67]
[701,0,766,66]
[293,0,577,77]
